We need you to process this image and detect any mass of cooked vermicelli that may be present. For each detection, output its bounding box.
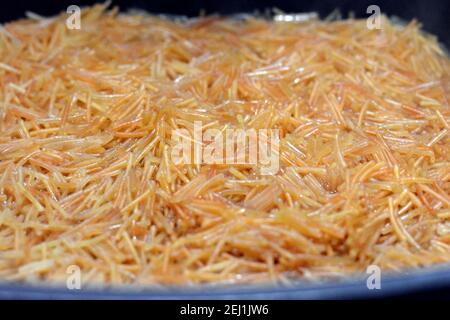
[0,4,449,285]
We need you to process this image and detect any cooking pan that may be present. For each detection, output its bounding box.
[0,0,449,299]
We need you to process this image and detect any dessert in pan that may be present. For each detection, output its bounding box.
[0,4,449,289]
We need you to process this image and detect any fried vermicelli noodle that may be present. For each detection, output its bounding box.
[0,4,449,285]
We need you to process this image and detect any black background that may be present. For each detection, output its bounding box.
[0,0,449,47]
